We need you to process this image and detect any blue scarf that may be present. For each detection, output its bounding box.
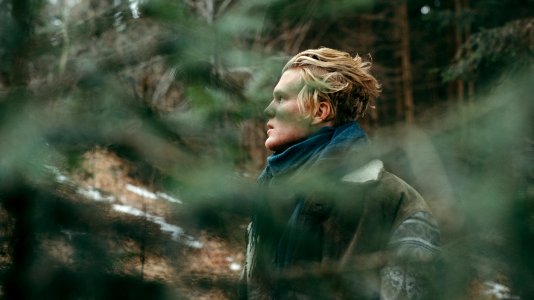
[258,121,367,185]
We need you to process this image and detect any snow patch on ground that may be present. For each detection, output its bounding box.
[44,165,70,183]
[126,184,157,200]
[77,187,115,202]
[45,164,200,248]
[127,184,183,204]
[112,204,203,249]
[156,192,182,204]
[483,281,520,300]
[225,256,242,271]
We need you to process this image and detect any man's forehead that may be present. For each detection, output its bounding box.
[273,69,303,96]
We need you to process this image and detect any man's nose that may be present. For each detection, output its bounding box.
[264,100,276,118]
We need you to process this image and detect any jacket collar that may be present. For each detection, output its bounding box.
[342,159,384,183]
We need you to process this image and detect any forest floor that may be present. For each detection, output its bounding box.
[56,148,245,299]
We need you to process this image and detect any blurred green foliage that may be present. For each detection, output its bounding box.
[0,0,532,299]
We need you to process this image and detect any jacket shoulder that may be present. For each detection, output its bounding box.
[375,169,431,228]
[342,160,431,227]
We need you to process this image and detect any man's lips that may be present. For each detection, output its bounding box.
[266,123,274,135]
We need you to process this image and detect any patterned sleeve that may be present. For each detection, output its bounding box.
[380,211,441,300]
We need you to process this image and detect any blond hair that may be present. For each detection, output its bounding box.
[282,47,381,125]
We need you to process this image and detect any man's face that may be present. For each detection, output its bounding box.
[264,68,313,152]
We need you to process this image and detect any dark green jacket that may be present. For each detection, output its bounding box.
[242,160,440,300]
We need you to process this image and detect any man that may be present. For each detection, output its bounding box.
[241,48,440,300]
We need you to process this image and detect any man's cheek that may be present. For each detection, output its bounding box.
[275,106,305,122]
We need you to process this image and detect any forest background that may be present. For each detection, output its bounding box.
[0,0,532,299]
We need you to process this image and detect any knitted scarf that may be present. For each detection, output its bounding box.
[250,122,367,296]
[258,121,367,185]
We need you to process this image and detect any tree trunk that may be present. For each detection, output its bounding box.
[463,0,475,100]
[9,0,34,86]
[396,1,414,124]
[454,0,465,104]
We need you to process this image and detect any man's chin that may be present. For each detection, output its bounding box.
[265,139,281,152]
[265,141,275,152]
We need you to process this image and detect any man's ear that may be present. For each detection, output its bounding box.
[312,101,333,125]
